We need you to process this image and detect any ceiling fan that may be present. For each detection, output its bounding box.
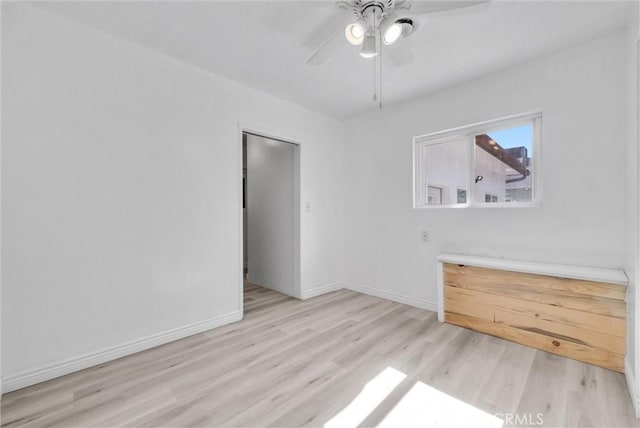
[307,0,490,108]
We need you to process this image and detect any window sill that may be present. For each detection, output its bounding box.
[414,201,542,209]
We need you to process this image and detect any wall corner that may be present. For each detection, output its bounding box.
[626,357,640,418]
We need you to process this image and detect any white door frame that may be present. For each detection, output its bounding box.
[237,123,302,314]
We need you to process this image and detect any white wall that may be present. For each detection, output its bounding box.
[625,1,640,415]
[343,31,628,306]
[418,140,510,206]
[420,139,468,205]
[246,134,297,297]
[1,3,344,387]
[473,149,508,203]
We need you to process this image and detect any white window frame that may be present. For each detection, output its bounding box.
[413,112,542,209]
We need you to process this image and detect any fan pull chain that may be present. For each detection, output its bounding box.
[370,10,383,108]
[372,12,378,103]
[378,31,383,109]
[373,55,377,102]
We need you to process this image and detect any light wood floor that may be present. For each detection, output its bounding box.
[2,283,639,427]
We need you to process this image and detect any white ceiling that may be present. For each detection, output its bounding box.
[34,1,632,120]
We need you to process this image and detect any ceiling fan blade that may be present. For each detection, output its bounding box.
[307,29,346,65]
[385,43,414,66]
[310,1,355,10]
[403,0,490,16]
[303,5,352,50]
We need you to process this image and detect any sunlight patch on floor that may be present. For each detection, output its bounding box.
[378,380,504,428]
[324,367,406,428]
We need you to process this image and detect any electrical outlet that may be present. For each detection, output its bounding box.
[421,231,429,242]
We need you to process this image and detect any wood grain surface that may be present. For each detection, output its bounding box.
[444,264,626,372]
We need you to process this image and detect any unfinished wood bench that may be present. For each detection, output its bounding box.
[436,254,628,372]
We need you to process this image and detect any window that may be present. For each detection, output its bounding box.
[427,185,443,205]
[484,193,498,203]
[457,188,467,204]
[414,113,541,208]
[415,136,469,207]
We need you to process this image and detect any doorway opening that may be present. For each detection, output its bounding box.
[242,130,300,306]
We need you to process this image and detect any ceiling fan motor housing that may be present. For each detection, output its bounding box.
[347,0,415,41]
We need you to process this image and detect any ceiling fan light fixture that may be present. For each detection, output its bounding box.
[359,33,378,58]
[382,22,403,45]
[345,20,366,45]
[398,18,416,38]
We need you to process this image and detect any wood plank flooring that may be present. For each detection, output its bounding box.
[1,282,638,427]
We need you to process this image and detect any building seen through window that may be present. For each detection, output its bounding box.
[473,124,533,204]
[415,115,539,208]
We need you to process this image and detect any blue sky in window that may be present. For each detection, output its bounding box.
[487,124,532,153]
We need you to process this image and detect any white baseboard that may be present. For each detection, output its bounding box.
[2,310,242,394]
[625,357,640,418]
[344,283,438,312]
[300,283,345,300]
[301,282,438,312]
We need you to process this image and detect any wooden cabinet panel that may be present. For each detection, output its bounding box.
[444,264,626,301]
[443,263,626,373]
